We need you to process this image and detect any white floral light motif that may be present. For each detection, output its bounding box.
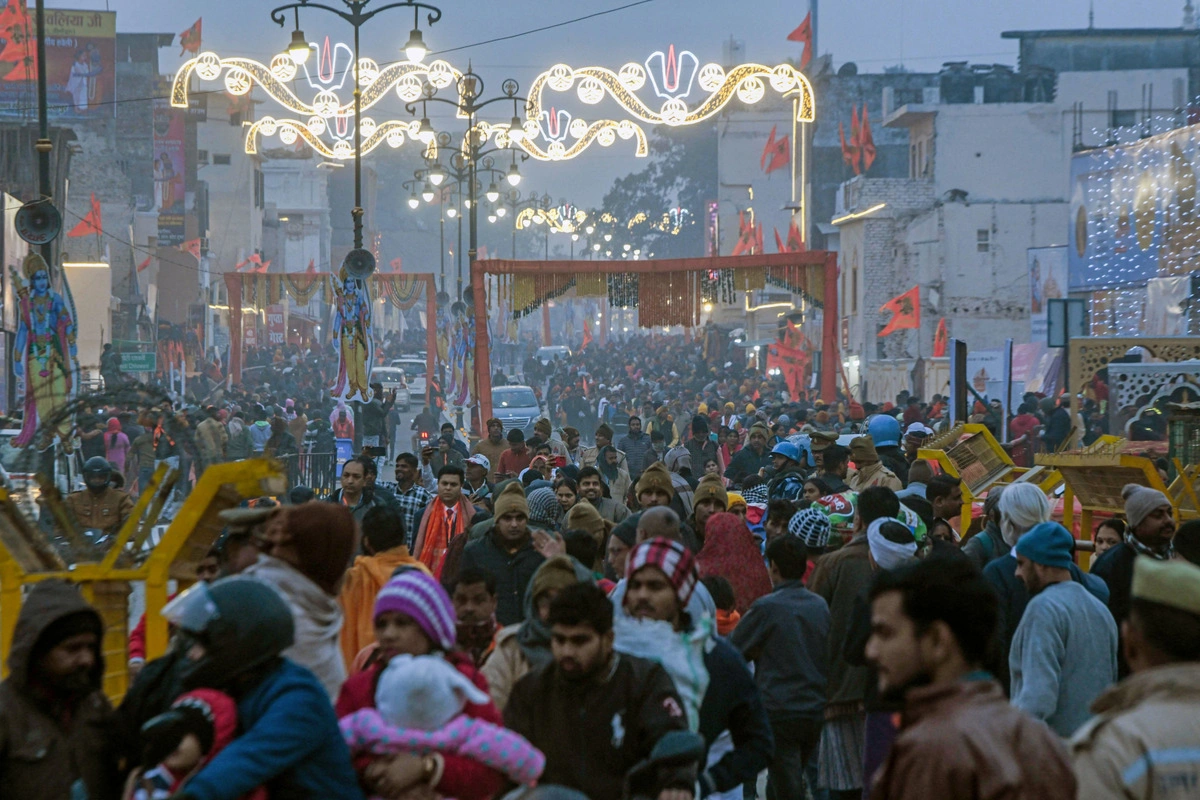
[270,54,297,82]
[279,125,298,145]
[618,63,645,91]
[358,58,380,85]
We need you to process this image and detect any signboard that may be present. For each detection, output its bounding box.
[0,8,116,120]
[243,323,257,350]
[266,304,285,346]
[153,96,186,246]
[119,352,156,373]
[1027,246,1066,341]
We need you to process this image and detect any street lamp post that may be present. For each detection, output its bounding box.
[269,0,443,277]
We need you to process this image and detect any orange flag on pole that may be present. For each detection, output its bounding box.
[581,318,594,350]
[68,193,102,237]
[859,104,877,173]
[760,125,790,175]
[878,286,920,337]
[933,317,948,357]
[786,11,813,70]
[179,18,202,56]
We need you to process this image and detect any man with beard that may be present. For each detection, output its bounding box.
[0,580,118,800]
[471,418,508,482]
[451,568,500,668]
[724,423,772,487]
[865,558,1075,799]
[579,466,631,524]
[1092,485,1178,631]
[618,416,652,484]
[504,582,692,800]
[581,424,626,471]
[598,445,632,506]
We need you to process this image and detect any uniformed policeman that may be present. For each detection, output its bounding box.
[64,457,135,536]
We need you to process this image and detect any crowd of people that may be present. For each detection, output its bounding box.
[3,331,1199,800]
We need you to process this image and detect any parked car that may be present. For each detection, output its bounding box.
[492,385,542,438]
[370,366,411,411]
[535,345,571,366]
[390,357,428,405]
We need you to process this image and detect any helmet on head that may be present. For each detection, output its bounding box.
[770,441,801,465]
[82,457,113,490]
[164,577,294,691]
[867,415,902,448]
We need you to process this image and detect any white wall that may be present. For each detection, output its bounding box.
[63,263,113,380]
[198,94,263,273]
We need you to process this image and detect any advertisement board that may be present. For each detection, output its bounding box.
[0,7,116,119]
[266,304,285,346]
[1027,246,1067,341]
[153,96,186,246]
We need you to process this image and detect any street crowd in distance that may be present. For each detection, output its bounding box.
[3,331,1199,800]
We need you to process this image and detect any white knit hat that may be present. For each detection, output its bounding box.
[376,654,489,730]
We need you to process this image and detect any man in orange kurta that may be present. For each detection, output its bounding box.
[338,503,429,669]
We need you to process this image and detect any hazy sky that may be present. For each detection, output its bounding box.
[53,0,1193,205]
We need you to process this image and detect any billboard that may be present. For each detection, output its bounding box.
[1027,246,1067,341]
[1069,126,1199,291]
[0,6,116,119]
[153,97,186,245]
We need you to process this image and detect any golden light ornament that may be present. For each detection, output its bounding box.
[278,124,298,145]
[546,64,574,92]
[427,60,456,88]
[357,58,380,85]
[195,52,222,81]
[577,77,605,105]
[386,129,405,148]
[307,115,327,135]
[397,74,424,102]
[224,67,252,95]
[769,65,796,92]
[270,54,298,82]
[597,128,616,146]
[697,64,724,92]
[569,118,588,138]
[548,141,566,160]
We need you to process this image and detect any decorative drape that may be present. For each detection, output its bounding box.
[372,274,424,310]
[638,271,700,329]
[283,273,326,305]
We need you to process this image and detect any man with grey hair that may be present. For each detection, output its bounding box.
[961,486,1006,570]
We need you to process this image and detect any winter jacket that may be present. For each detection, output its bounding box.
[846,462,902,493]
[695,635,775,797]
[961,520,1007,571]
[1071,663,1200,800]
[248,420,273,454]
[766,466,807,501]
[225,420,253,460]
[724,446,771,486]
[730,580,830,722]
[869,679,1076,800]
[1090,541,1141,625]
[195,417,228,466]
[685,437,720,475]
[589,496,631,525]
[459,530,546,626]
[616,431,652,478]
[338,547,430,670]
[807,534,874,707]
[183,659,363,800]
[336,650,505,800]
[0,580,118,800]
[481,624,532,711]
[64,485,135,535]
[245,555,346,699]
[875,445,909,486]
[505,652,691,800]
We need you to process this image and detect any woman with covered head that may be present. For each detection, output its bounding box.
[336,569,507,800]
[697,512,773,614]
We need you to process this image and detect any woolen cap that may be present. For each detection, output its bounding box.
[627,537,698,605]
[595,423,614,440]
[789,506,832,549]
[636,463,675,499]
[692,474,728,509]
[374,570,457,650]
[565,501,608,543]
[1132,557,1200,617]
[1122,483,1172,531]
[493,480,529,520]
[1015,521,1076,570]
[849,436,880,465]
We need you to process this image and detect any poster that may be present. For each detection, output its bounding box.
[1027,246,1067,341]
[266,304,285,346]
[965,349,1003,396]
[153,96,186,245]
[0,7,116,119]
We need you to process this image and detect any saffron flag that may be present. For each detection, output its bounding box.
[181,238,202,261]
[761,125,790,175]
[766,340,809,398]
[389,257,403,273]
[581,318,593,350]
[786,220,805,252]
[754,222,764,255]
[839,121,858,174]
[774,227,786,253]
[179,18,202,56]
[858,105,877,172]
[68,193,102,237]
[0,0,37,81]
[933,317,948,357]
[786,11,813,70]
[848,106,862,175]
[137,255,152,273]
[731,211,757,256]
[306,258,317,274]
[878,286,920,337]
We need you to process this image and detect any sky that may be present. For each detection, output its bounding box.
[51,0,1194,206]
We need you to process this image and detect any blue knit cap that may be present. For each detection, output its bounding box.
[1015,521,1075,570]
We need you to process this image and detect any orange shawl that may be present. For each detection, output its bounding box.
[337,547,429,670]
[414,496,475,576]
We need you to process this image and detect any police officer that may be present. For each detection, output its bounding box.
[65,456,135,536]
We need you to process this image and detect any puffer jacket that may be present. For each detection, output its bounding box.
[1071,663,1200,799]
[0,580,118,800]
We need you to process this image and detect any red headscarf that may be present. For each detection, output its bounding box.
[696,512,772,614]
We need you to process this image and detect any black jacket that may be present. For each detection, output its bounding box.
[459,530,546,626]
[505,653,690,800]
[696,635,775,796]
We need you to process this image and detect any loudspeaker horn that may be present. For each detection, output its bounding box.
[14,200,62,245]
[341,247,376,279]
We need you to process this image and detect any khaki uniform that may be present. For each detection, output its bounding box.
[64,486,135,534]
[846,462,902,492]
[1071,663,1200,799]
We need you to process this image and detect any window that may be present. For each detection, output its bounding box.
[1110,109,1136,129]
[851,266,858,313]
[212,153,231,166]
[197,150,209,165]
[976,229,991,253]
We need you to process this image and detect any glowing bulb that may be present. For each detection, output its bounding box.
[404,28,427,63]
[506,162,522,186]
[446,207,458,218]
[496,206,507,218]
[407,193,419,210]
[287,29,310,64]
[417,117,436,144]
[623,243,631,251]
[486,183,500,203]
[421,182,435,203]
[508,116,525,142]
[428,163,445,186]
[571,233,579,241]
[593,243,600,251]
[488,214,497,224]
[585,225,595,235]
[604,233,612,242]
[533,212,545,224]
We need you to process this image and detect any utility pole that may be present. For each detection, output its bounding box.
[35,0,52,265]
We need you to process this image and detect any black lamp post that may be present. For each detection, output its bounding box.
[269,0,443,278]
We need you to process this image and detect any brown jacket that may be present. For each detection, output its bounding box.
[871,679,1075,800]
[64,486,135,535]
[846,462,902,493]
[1071,663,1200,799]
[0,580,118,800]
[808,534,873,708]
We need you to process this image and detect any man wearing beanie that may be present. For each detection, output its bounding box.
[580,423,626,472]
[691,473,728,537]
[564,501,612,572]
[685,415,718,477]
[1010,522,1119,736]
[1093,484,1177,632]
[0,580,115,800]
[724,423,771,487]
[620,538,774,798]
[471,418,508,482]
[1072,558,1200,796]
[846,437,902,492]
[635,462,675,509]
[460,481,545,626]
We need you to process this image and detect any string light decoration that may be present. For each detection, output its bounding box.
[520,45,815,161]
[515,201,588,233]
[171,42,467,159]
[1072,113,1200,337]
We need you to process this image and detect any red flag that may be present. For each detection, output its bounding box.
[933,317,948,357]
[773,227,786,253]
[848,107,862,175]
[766,340,809,397]
[137,255,152,273]
[389,257,403,273]
[859,105,876,173]
[179,18,202,56]
[68,193,102,237]
[754,222,764,255]
[248,253,270,272]
[786,11,813,70]
[306,258,317,274]
[878,286,920,337]
[760,125,790,175]
[181,238,202,261]
[580,318,594,350]
[786,220,805,253]
[839,121,858,173]
[0,0,37,81]
[731,211,756,256]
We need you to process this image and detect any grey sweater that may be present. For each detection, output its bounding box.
[1009,580,1118,737]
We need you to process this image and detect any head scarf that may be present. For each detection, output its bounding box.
[527,487,563,529]
[696,512,773,613]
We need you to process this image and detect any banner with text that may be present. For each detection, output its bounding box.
[0,8,116,119]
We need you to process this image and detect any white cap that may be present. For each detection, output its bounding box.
[905,422,933,436]
[466,453,491,471]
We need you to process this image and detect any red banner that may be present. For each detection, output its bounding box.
[766,340,809,398]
